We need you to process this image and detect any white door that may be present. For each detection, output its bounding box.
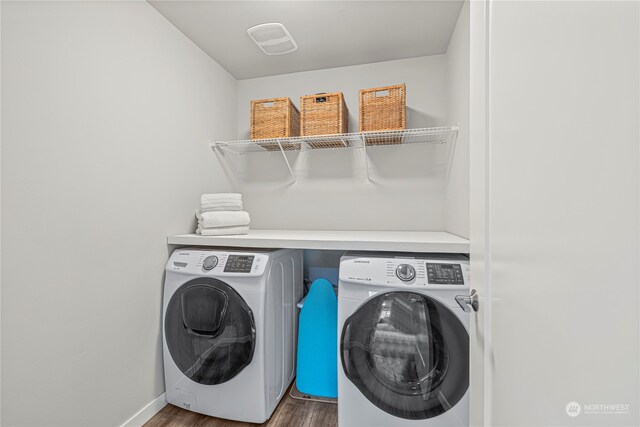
[471,1,639,426]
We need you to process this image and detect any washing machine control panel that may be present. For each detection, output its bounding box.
[340,254,470,287]
[167,250,268,276]
[223,255,255,273]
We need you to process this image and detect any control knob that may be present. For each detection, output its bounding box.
[396,264,416,282]
[202,255,218,271]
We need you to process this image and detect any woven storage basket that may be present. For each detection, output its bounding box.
[359,83,406,145]
[300,92,348,148]
[250,97,300,144]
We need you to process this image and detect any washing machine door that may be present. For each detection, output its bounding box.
[165,277,256,385]
[341,291,469,420]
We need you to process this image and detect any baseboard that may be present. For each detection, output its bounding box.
[121,392,167,427]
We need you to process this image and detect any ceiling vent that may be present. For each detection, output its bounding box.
[247,23,298,55]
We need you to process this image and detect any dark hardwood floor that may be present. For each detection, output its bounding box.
[144,385,337,427]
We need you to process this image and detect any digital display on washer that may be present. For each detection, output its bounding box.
[224,255,255,273]
[426,263,464,285]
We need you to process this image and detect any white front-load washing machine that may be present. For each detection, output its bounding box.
[338,252,471,427]
[163,248,303,423]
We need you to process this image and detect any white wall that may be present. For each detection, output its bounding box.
[445,1,470,239]
[1,1,236,426]
[237,56,448,138]
[235,56,450,231]
[484,1,639,426]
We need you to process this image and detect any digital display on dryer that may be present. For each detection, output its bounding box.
[224,255,255,273]
[427,263,464,285]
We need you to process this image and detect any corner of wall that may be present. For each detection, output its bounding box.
[444,0,470,239]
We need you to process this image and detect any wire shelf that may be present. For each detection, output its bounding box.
[362,126,457,146]
[210,126,458,182]
[211,126,458,157]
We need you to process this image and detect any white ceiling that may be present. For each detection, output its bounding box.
[148,1,464,80]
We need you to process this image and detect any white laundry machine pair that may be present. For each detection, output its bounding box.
[338,252,471,427]
[162,248,303,423]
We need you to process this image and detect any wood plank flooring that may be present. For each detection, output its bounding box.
[144,385,337,427]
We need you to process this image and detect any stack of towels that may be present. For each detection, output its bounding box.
[196,193,251,236]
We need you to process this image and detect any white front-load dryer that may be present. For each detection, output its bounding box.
[163,248,303,423]
[338,252,471,427]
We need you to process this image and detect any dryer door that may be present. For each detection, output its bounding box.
[165,277,256,385]
[341,291,469,420]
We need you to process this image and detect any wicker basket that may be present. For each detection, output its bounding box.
[300,92,348,148]
[250,97,300,141]
[359,84,406,145]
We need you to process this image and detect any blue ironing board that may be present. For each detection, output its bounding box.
[296,278,337,398]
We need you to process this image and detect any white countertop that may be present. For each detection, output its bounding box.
[167,229,469,253]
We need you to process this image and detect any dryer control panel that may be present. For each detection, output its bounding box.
[340,253,470,288]
[166,249,269,277]
[426,263,465,285]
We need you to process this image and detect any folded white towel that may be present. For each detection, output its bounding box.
[196,225,249,236]
[198,211,250,228]
[201,193,242,205]
[201,200,243,211]
[196,206,242,219]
